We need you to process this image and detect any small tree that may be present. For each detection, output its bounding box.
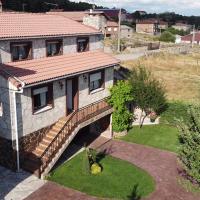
[159,31,176,43]
[176,106,200,184]
[129,66,167,128]
[108,81,134,132]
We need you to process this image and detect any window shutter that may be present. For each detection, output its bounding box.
[101,70,105,88]
[48,83,54,106]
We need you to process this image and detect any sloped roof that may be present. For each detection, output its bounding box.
[0,51,120,87]
[107,21,118,27]
[0,12,100,40]
[181,32,200,42]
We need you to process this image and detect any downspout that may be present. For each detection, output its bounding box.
[11,77,25,172]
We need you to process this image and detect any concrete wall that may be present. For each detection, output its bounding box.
[79,67,114,108]
[136,24,155,34]
[121,25,134,38]
[0,35,103,64]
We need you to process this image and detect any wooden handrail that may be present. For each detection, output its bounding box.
[39,98,111,174]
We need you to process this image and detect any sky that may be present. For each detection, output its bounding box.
[71,0,200,16]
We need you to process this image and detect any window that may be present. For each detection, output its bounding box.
[11,42,32,61]
[32,84,53,113]
[77,37,89,52]
[89,71,104,92]
[114,28,118,32]
[46,40,63,57]
[108,27,112,32]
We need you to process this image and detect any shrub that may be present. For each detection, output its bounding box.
[176,105,200,184]
[161,101,190,125]
[91,163,102,175]
[159,31,176,43]
[108,81,134,132]
[129,66,167,128]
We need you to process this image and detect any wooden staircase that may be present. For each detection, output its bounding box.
[22,99,112,178]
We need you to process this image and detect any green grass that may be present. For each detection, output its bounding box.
[48,152,155,199]
[121,124,180,153]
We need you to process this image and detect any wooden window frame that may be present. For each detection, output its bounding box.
[46,39,63,57]
[10,41,33,62]
[77,37,89,53]
[88,69,105,93]
[31,82,54,114]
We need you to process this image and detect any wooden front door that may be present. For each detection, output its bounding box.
[66,77,79,115]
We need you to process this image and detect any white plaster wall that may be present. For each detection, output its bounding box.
[79,67,114,108]
[17,79,66,138]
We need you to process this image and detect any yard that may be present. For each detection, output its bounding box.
[122,52,200,103]
[48,151,155,199]
[122,124,180,153]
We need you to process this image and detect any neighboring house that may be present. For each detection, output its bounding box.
[180,32,200,45]
[106,20,119,38]
[121,25,134,38]
[172,23,192,32]
[158,21,168,32]
[94,8,127,21]
[0,12,119,177]
[136,19,159,35]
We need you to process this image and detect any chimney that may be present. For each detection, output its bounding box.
[0,0,2,12]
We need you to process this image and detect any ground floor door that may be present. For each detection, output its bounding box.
[66,77,79,115]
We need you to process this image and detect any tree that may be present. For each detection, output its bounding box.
[129,66,167,128]
[176,105,200,184]
[108,81,134,132]
[159,31,176,43]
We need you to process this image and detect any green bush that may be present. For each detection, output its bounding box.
[91,163,102,175]
[176,105,200,184]
[108,81,134,132]
[161,101,190,125]
[166,27,189,36]
[159,31,176,43]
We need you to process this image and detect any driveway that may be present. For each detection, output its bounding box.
[0,166,45,200]
[20,140,200,200]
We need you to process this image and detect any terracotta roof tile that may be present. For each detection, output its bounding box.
[0,51,120,87]
[0,13,100,39]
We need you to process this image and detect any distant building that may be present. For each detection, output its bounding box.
[180,32,200,45]
[94,8,127,21]
[106,20,118,38]
[135,10,147,16]
[172,23,192,32]
[158,21,169,31]
[136,19,159,35]
[121,25,134,38]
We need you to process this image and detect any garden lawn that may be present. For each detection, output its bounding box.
[48,152,155,199]
[121,124,180,153]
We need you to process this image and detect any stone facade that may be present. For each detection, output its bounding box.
[0,76,13,139]
[0,35,102,64]
[79,67,114,108]
[17,79,66,138]
[136,23,157,35]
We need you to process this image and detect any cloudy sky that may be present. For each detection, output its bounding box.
[72,0,200,16]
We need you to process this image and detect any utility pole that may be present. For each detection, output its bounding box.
[192,25,195,48]
[117,8,122,53]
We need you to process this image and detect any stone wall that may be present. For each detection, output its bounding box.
[0,76,12,139]
[79,67,114,108]
[0,136,16,170]
[0,35,103,64]
[17,79,66,138]
[136,24,155,34]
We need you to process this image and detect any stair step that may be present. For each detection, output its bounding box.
[52,126,62,132]
[40,140,51,147]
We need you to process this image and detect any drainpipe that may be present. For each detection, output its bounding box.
[12,78,25,172]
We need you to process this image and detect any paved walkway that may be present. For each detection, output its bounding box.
[0,166,46,200]
[99,140,199,200]
[25,139,199,200]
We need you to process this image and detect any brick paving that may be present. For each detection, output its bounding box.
[25,139,200,200]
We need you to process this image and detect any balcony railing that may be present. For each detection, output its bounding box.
[38,98,112,175]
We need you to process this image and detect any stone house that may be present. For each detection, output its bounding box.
[172,23,192,32]
[121,25,134,38]
[0,12,119,177]
[136,19,159,35]
[105,21,119,38]
[180,32,200,45]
